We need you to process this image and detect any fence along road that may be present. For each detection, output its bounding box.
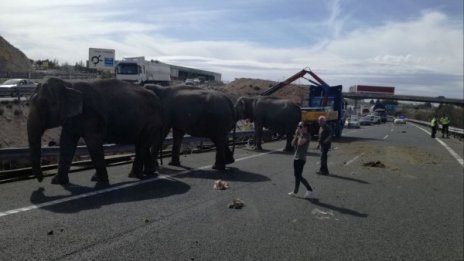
[0,122,462,260]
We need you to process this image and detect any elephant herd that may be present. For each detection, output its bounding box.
[27,78,301,185]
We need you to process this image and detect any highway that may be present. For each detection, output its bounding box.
[0,122,463,261]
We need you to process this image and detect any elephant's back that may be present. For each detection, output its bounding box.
[77,80,162,143]
[167,88,236,134]
[255,97,301,132]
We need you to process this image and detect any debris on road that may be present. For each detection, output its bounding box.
[363,161,386,168]
[228,198,245,209]
[311,208,336,220]
[214,179,229,190]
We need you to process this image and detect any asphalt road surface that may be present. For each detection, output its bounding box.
[0,122,463,261]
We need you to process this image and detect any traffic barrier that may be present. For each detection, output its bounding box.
[0,86,36,98]
[0,129,272,182]
[0,130,258,161]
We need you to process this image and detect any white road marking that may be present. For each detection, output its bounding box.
[383,135,389,140]
[411,123,464,167]
[345,153,365,166]
[0,149,279,218]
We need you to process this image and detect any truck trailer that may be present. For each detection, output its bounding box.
[115,57,171,85]
[349,85,395,94]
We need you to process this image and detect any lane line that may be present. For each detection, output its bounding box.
[0,149,279,218]
[411,123,464,167]
[345,153,365,166]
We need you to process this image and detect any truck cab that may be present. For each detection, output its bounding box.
[115,57,171,85]
[115,62,142,83]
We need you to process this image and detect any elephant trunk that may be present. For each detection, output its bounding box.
[27,109,46,182]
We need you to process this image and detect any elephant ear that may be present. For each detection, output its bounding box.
[64,87,83,118]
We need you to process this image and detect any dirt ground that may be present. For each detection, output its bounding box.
[0,100,61,148]
[0,78,306,148]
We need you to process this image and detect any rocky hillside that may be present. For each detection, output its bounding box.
[0,36,32,72]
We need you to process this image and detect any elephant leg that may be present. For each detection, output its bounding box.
[143,130,159,176]
[151,128,170,169]
[85,137,109,184]
[143,145,157,175]
[129,143,146,179]
[169,129,185,166]
[225,146,235,164]
[283,133,294,152]
[52,127,79,185]
[254,123,264,151]
[150,144,160,170]
[211,135,230,170]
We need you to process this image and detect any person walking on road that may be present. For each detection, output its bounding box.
[430,115,438,138]
[439,114,450,138]
[288,121,313,199]
[316,116,332,175]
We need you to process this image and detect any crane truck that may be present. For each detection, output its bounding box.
[260,67,345,137]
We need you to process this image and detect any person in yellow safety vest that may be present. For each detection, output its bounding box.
[430,115,438,138]
[439,114,450,138]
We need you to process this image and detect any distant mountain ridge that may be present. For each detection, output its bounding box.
[0,36,32,72]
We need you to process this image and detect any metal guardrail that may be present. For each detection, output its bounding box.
[0,86,36,98]
[0,129,265,182]
[406,119,464,140]
[0,130,257,161]
[0,71,99,80]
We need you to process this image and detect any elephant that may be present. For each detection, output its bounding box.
[27,77,163,185]
[235,96,301,152]
[144,84,235,170]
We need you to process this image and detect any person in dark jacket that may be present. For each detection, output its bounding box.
[316,116,332,175]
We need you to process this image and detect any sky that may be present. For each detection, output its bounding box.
[0,0,463,98]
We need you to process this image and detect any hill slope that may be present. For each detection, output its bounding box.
[0,36,32,72]
[221,78,306,105]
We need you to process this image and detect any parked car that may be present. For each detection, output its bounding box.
[394,116,407,124]
[0,79,38,97]
[184,78,201,86]
[184,79,195,85]
[367,114,381,124]
[359,116,373,125]
[345,115,361,128]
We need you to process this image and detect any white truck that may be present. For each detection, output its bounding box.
[115,57,171,85]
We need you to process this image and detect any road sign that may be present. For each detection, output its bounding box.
[88,48,115,70]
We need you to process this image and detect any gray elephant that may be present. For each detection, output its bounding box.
[144,84,235,170]
[27,78,163,185]
[235,96,301,151]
